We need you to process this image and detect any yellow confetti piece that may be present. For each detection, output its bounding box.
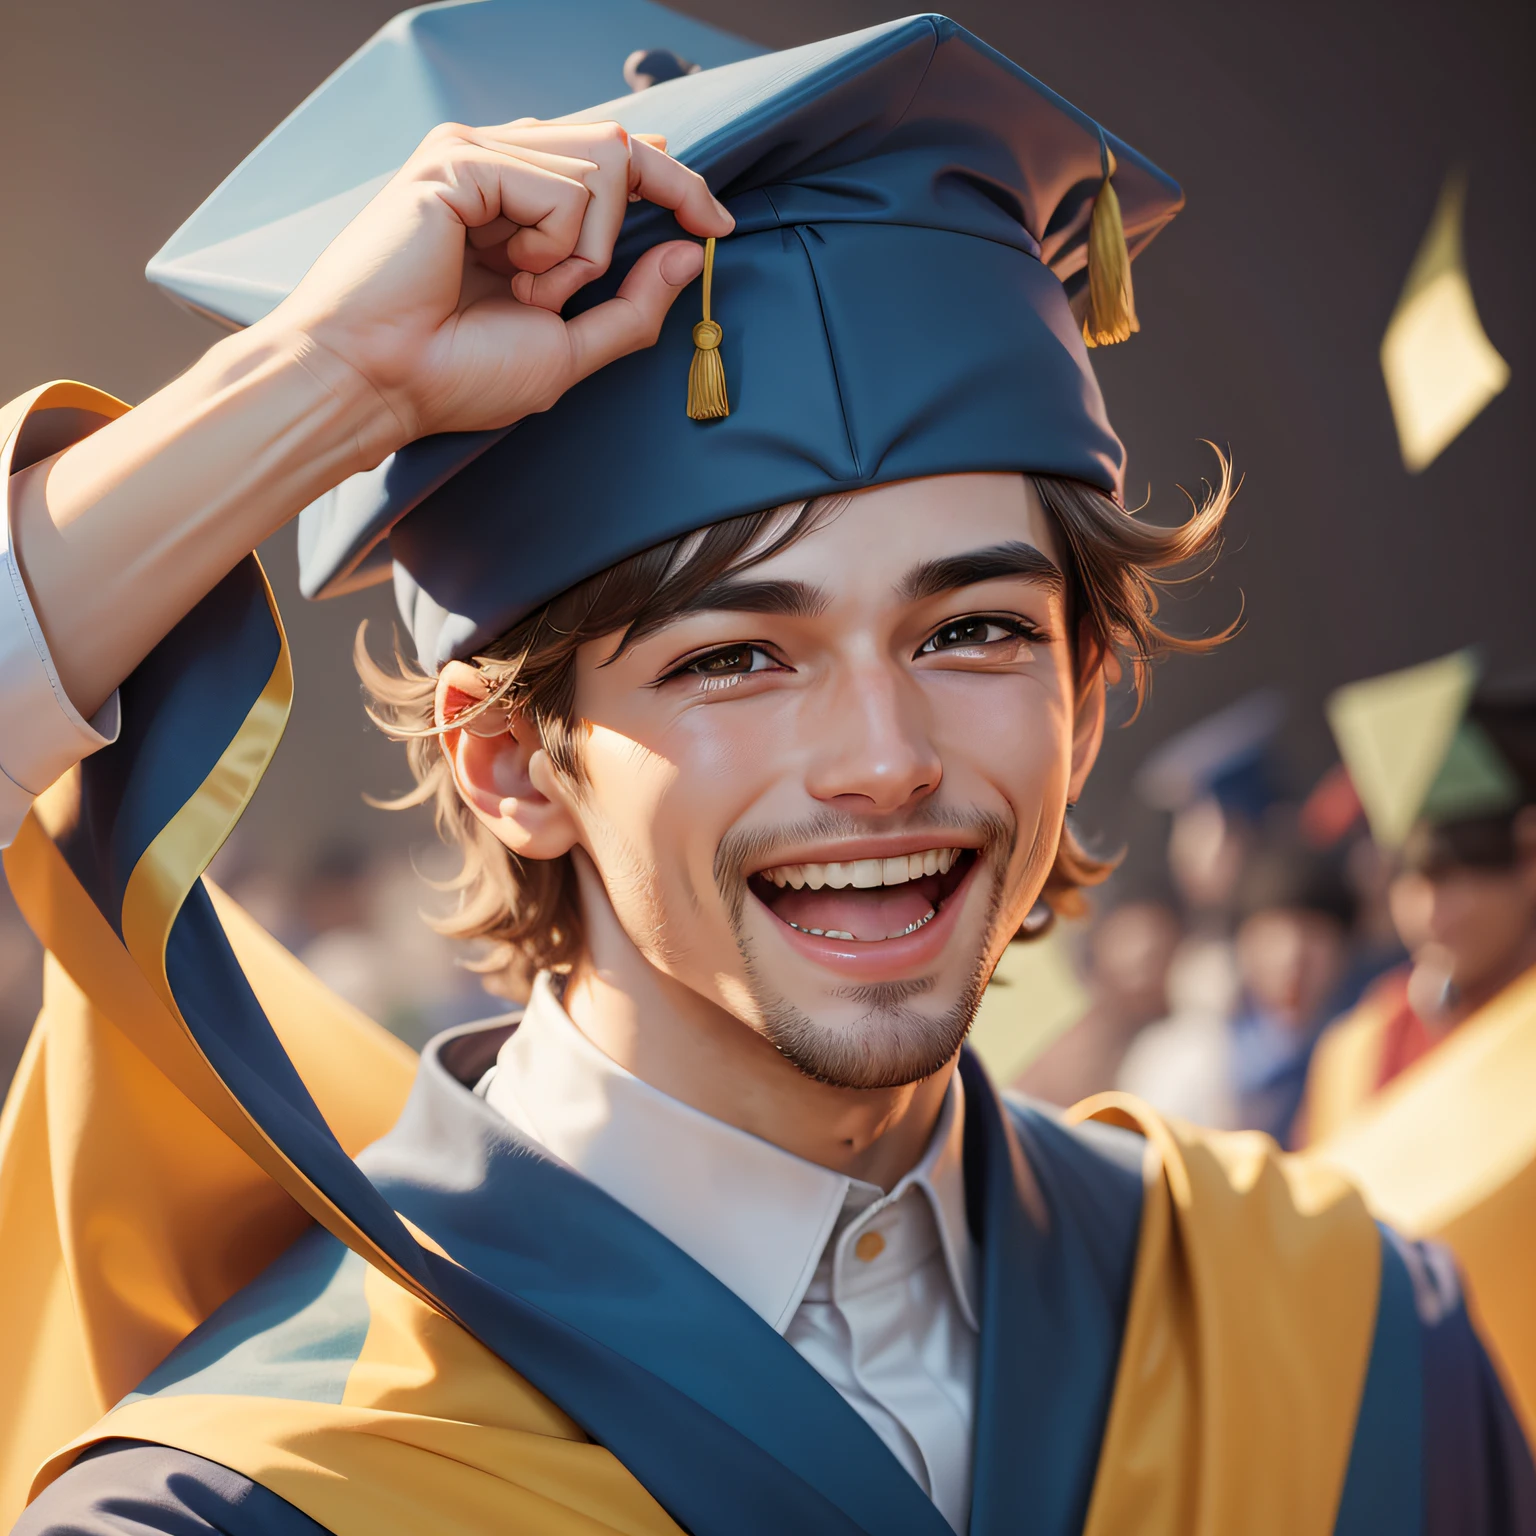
[1381,173,1509,473]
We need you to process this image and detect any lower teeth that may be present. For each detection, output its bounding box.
[784,907,938,942]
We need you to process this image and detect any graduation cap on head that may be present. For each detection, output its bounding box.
[1325,650,1530,851]
[1135,690,1287,823]
[149,5,1183,670]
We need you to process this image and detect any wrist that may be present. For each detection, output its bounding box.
[209,320,414,477]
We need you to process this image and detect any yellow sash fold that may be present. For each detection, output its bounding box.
[1069,1095,1380,1536]
[1313,965,1536,1438]
[33,1258,685,1536]
[0,863,418,1524]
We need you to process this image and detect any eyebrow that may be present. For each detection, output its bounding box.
[897,541,1065,603]
[672,577,831,619]
[631,540,1061,658]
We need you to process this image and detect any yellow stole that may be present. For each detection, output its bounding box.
[1298,983,1403,1147]
[1313,964,1536,1439]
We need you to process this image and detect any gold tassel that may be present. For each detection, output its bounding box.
[1082,148,1140,348]
[687,236,729,420]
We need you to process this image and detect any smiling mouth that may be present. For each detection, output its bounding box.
[747,847,978,943]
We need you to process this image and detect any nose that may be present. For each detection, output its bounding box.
[802,654,942,814]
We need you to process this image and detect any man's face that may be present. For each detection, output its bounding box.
[544,473,1091,1090]
[1234,907,1345,1030]
[1390,852,1536,1012]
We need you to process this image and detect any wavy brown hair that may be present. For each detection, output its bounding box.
[359,459,1236,988]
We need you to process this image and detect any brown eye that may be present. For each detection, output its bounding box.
[918,616,1034,655]
[689,644,762,675]
[929,619,992,650]
[662,642,784,687]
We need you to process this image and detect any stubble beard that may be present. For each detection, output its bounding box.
[716,808,1019,1091]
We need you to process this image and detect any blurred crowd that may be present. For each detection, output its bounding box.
[1016,679,1536,1151]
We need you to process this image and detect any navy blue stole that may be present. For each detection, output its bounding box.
[357,1025,1145,1535]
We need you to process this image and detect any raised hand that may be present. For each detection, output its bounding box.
[272,119,734,446]
[9,118,732,719]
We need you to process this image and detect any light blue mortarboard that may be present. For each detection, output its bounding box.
[148,5,1183,670]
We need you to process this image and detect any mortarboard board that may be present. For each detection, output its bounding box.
[1325,650,1527,850]
[149,6,1183,670]
[147,0,761,328]
[1135,690,1287,823]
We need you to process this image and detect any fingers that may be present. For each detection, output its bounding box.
[504,127,729,314]
[480,121,730,240]
[628,135,666,201]
[415,138,593,277]
[626,136,733,238]
[413,118,731,321]
[561,240,704,384]
[529,124,635,309]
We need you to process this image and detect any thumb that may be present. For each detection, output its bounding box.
[562,240,705,385]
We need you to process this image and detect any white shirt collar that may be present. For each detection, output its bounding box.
[483,973,979,1334]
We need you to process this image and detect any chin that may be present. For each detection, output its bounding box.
[732,847,1015,1090]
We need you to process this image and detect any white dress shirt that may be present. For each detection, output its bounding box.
[484,974,981,1531]
[1,436,119,847]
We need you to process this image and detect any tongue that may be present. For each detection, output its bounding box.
[769,884,936,941]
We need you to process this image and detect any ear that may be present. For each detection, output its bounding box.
[434,660,580,860]
[1067,627,1113,803]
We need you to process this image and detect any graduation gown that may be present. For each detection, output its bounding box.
[2,383,1533,1534]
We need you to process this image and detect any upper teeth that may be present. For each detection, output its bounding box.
[760,848,961,890]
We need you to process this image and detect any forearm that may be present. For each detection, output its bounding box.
[9,322,403,718]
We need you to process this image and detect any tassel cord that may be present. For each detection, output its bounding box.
[687,236,730,420]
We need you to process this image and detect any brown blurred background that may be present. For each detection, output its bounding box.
[1,0,1532,1089]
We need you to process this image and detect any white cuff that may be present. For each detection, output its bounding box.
[0,466,120,851]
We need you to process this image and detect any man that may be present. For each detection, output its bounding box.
[0,9,1530,1534]
[1303,652,1536,1437]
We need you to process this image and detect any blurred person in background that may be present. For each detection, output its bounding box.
[1112,692,1287,1128]
[1225,835,1356,1142]
[1298,761,1410,1010]
[1012,898,1180,1106]
[1118,826,1355,1139]
[1302,658,1536,1440]
[1304,672,1536,1139]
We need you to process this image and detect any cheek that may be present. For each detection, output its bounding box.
[574,729,677,884]
[930,673,1074,817]
[1445,882,1523,952]
[576,722,765,917]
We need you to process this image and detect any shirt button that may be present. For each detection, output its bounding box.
[854,1230,886,1263]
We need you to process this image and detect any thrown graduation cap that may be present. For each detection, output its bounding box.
[149,5,1183,670]
[1135,690,1287,822]
[1326,650,1523,849]
[1380,173,1510,474]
